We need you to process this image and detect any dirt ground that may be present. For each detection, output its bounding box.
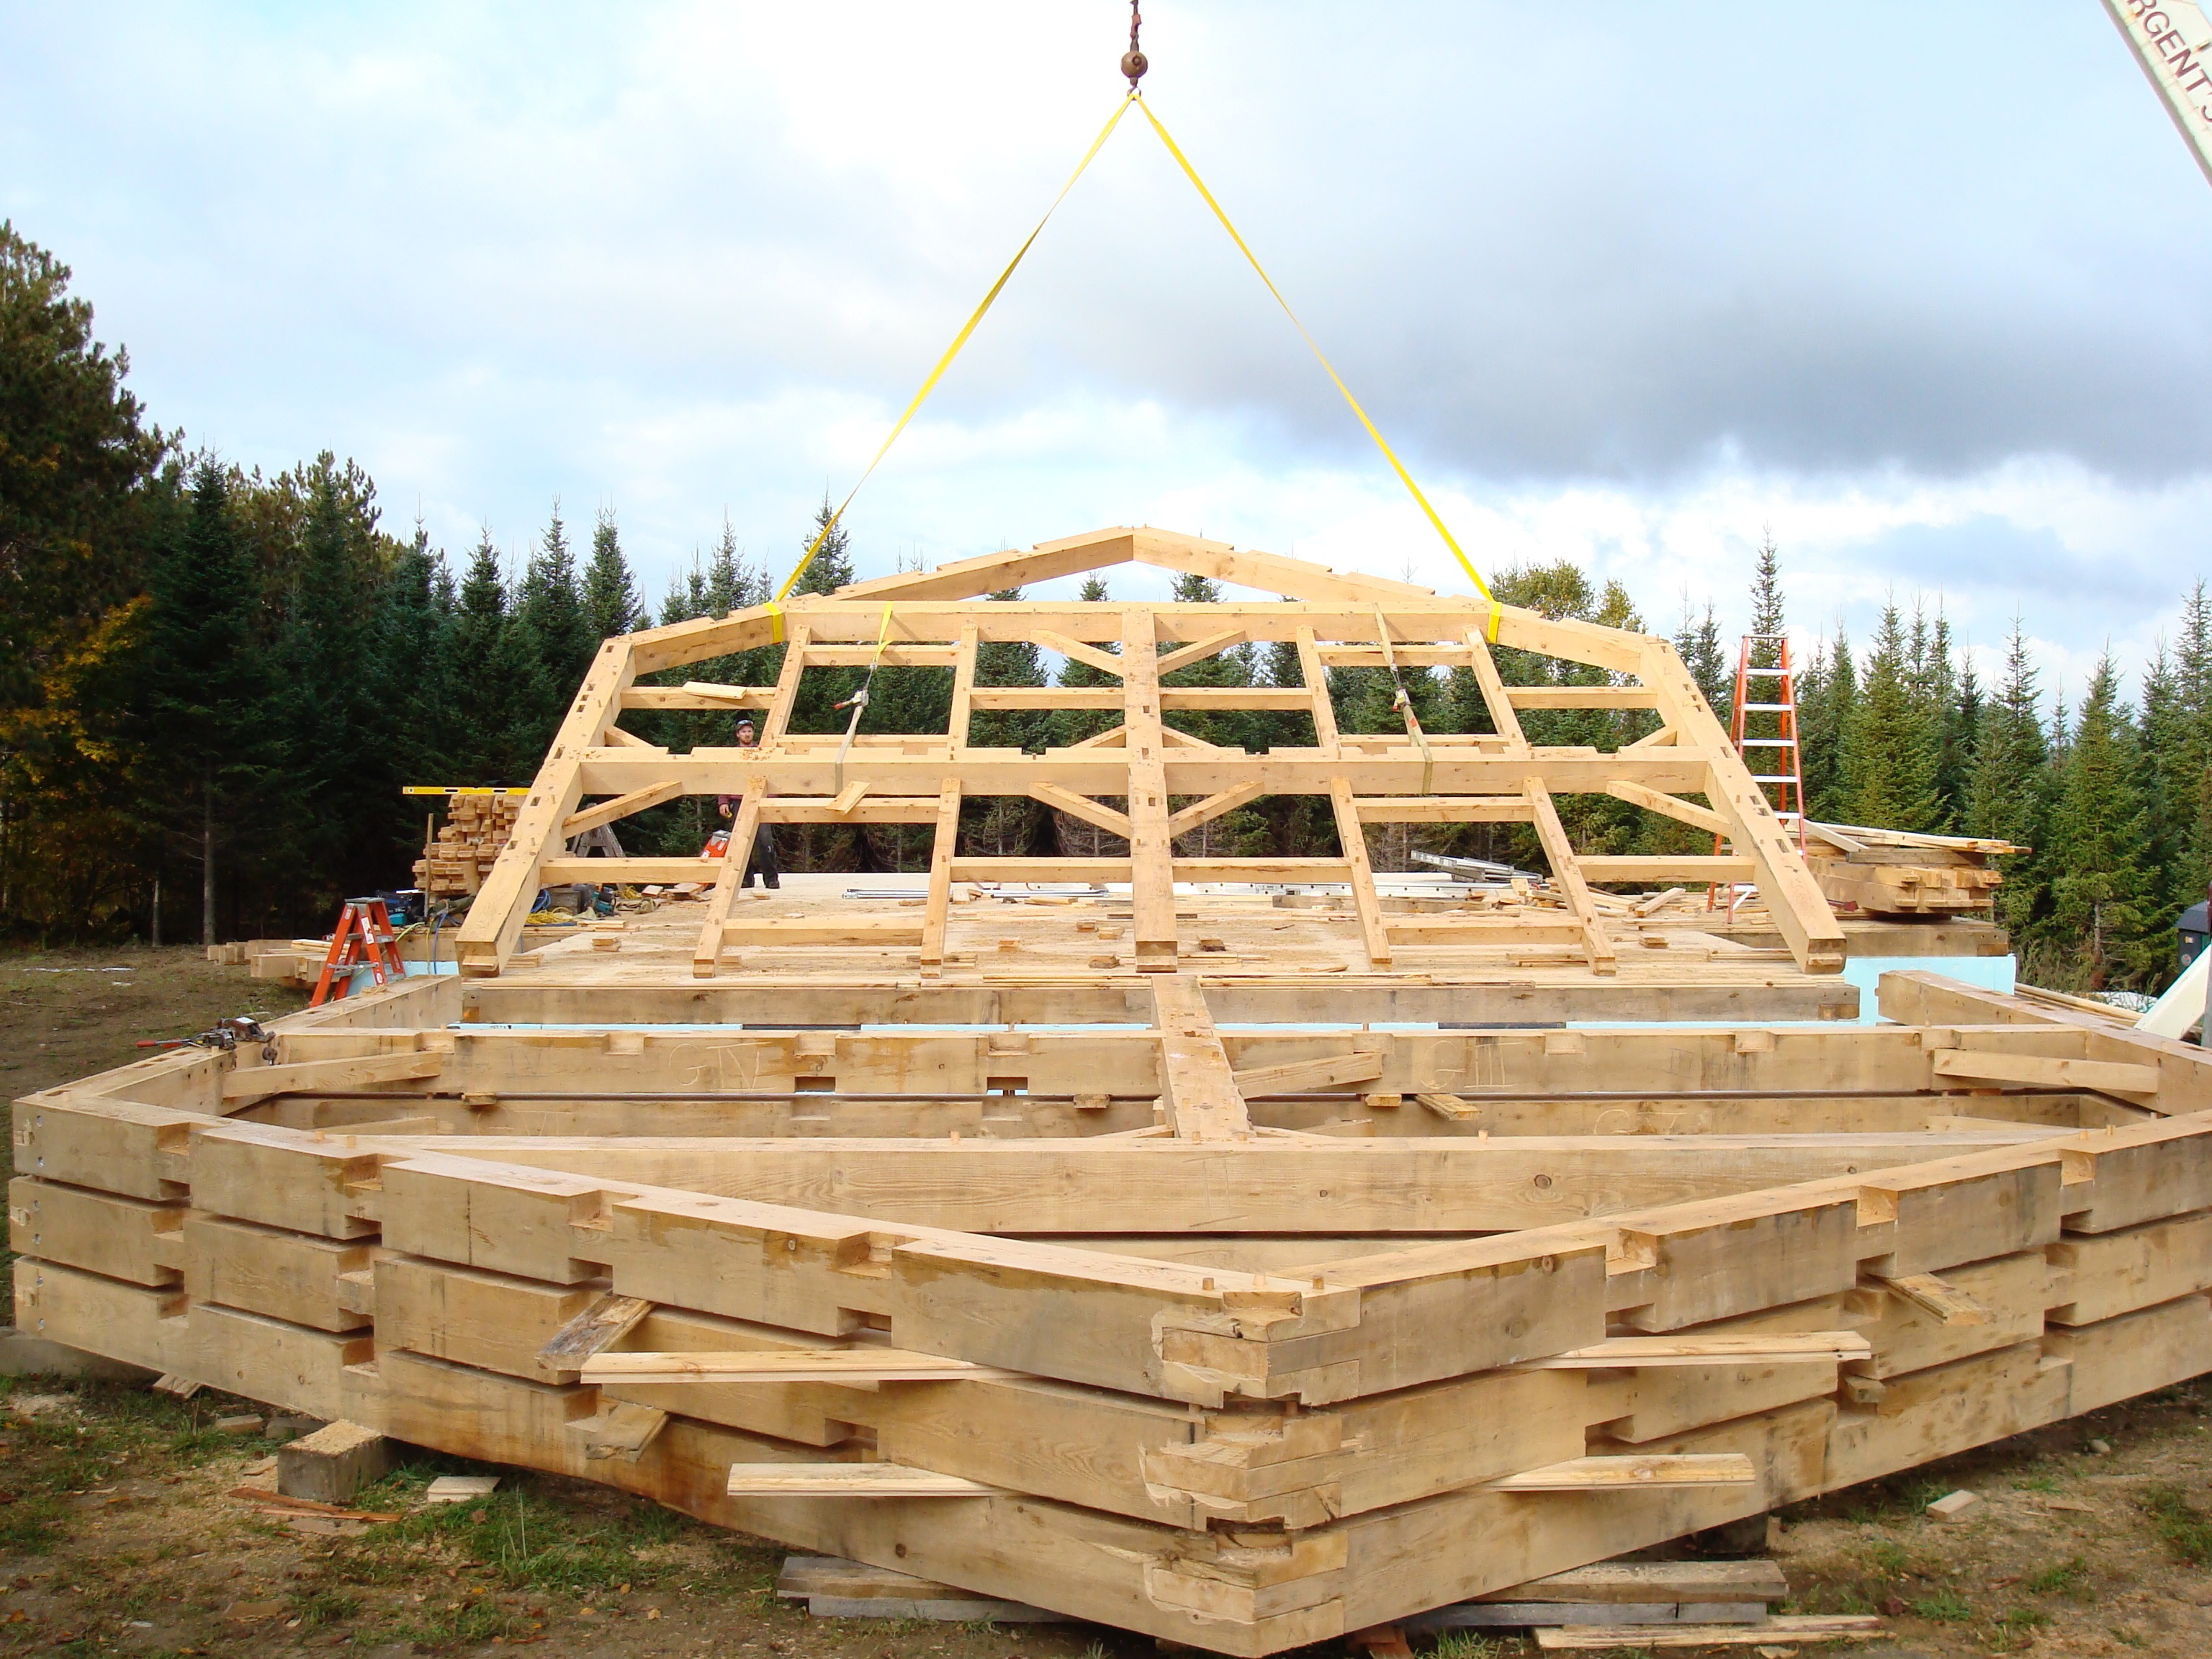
[11,948,2212,1658]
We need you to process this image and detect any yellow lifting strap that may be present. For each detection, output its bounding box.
[765,89,1501,642]
[770,94,1141,613]
[1136,101,1502,643]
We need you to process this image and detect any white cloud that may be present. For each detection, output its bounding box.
[6,0,2212,718]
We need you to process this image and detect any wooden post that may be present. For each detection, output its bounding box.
[759,624,811,747]
[1295,626,1341,751]
[1329,778,1393,968]
[456,637,637,976]
[1462,630,1529,751]
[920,781,963,969]
[1525,776,1617,975]
[948,623,979,755]
[691,774,768,979]
[1121,609,1179,969]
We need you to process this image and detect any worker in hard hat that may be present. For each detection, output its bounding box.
[714,717,781,889]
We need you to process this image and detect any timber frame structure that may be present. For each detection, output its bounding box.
[17,531,2212,1653]
[448,526,1848,983]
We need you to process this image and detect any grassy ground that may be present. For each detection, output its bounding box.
[1,943,312,1312]
[10,948,2212,1656]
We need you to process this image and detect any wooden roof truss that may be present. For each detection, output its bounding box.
[454,527,1845,988]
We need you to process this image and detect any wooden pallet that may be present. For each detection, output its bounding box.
[14,533,2212,1655]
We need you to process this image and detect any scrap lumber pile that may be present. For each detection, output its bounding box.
[1803,822,2023,917]
[16,531,2206,1657]
[411,791,522,897]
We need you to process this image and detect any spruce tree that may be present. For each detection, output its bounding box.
[132,462,287,943]
[1748,533,1785,665]
[518,502,592,709]
[1162,570,1262,750]
[2136,632,2212,931]
[2169,584,2212,910]
[1674,596,1730,714]
[283,455,398,902]
[2050,655,2152,989]
[1839,602,1943,831]
[379,524,458,822]
[1047,575,1120,749]
[794,497,857,595]
[448,533,516,782]
[582,508,642,643]
[1964,620,2052,938]
[1802,621,1856,820]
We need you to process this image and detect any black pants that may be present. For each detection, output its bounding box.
[744,824,781,888]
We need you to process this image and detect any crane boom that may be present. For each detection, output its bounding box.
[2104,0,2212,185]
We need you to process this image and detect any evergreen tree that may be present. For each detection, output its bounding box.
[282,454,397,904]
[1799,621,1856,822]
[2050,655,2153,989]
[448,532,517,782]
[582,508,642,643]
[1162,570,1262,750]
[518,502,592,709]
[378,523,458,830]
[1748,534,1785,648]
[1964,620,2052,939]
[2167,584,2212,912]
[794,497,857,595]
[1674,596,1730,714]
[130,462,287,943]
[1839,601,1943,831]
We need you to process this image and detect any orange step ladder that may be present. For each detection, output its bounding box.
[1711,633,1808,918]
[309,897,408,1006]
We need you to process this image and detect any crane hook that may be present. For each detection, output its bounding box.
[1122,0,1147,90]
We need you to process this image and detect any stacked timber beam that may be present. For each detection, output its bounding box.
[20,531,2212,1656]
[413,791,523,898]
[14,968,2212,1651]
[1804,821,2025,918]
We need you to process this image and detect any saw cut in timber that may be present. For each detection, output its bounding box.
[19,534,2212,1657]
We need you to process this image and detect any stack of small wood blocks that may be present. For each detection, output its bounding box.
[412,793,522,897]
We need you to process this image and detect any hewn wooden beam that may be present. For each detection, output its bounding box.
[1035,630,1125,679]
[1166,783,1264,840]
[691,775,767,978]
[1578,856,1758,883]
[920,780,963,969]
[1354,795,1534,824]
[584,1349,1017,1384]
[1505,686,1662,709]
[1151,976,1252,1142]
[1602,780,1730,837]
[1525,777,1617,975]
[1121,611,1178,968]
[1028,783,1133,840]
[1329,779,1393,968]
[455,637,637,976]
[1155,626,1250,678]
[947,623,979,751]
[559,781,685,839]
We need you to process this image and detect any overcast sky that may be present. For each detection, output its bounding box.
[9,2,2212,703]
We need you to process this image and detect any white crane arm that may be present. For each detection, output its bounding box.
[2103,0,2212,185]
